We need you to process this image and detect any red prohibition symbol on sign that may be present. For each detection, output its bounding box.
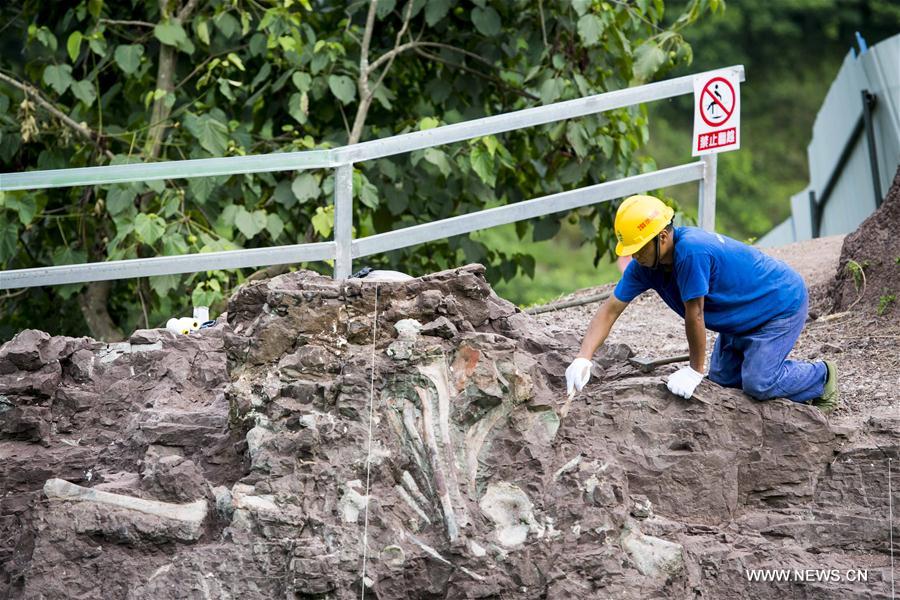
[700,77,735,127]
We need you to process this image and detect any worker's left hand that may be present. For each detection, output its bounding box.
[666,366,704,399]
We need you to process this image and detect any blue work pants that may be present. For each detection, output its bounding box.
[707,293,827,403]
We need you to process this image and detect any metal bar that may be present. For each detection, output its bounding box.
[809,190,821,238]
[0,65,744,191]
[333,164,353,280]
[352,162,705,259]
[335,66,745,165]
[698,153,718,231]
[0,151,335,192]
[861,90,883,208]
[817,112,865,213]
[0,242,336,290]
[525,291,610,315]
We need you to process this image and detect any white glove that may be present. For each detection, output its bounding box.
[666,366,704,399]
[565,358,593,396]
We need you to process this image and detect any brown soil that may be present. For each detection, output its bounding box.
[830,165,900,314]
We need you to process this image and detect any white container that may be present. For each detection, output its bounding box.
[193,306,210,323]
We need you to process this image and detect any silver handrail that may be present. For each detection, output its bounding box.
[0,65,743,289]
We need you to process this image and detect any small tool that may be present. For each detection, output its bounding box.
[559,389,576,420]
[628,354,690,373]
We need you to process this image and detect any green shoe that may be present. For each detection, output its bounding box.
[812,360,839,413]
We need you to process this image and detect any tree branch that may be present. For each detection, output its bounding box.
[99,19,155,28]
[178,0,201,20]
[0,71,114,159]
[357,0,379,102]
[413,48,539,101]
[144,0,203,160]
[369,4,414,91]
[416,42,502,70]
[349,0,414,144]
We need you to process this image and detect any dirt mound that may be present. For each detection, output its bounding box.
[1,265,897,599]
[830,165,900,315]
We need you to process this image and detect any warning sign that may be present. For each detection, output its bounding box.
[692,70,741,156]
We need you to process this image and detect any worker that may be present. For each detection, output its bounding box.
[565,194,839,412]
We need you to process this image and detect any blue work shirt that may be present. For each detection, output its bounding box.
[613,226,806,335]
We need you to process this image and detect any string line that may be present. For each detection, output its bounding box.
[360,284,379,599]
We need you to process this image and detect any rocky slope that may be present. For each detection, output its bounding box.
[1,263,896,599]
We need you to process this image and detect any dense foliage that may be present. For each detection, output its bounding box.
[0,0,721,341]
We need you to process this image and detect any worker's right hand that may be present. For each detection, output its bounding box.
[565,358,593,395]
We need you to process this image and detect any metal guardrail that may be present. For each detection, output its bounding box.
[0,65,744,290]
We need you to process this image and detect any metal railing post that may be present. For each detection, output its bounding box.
[698,153,718,231]
[333,163,354,279]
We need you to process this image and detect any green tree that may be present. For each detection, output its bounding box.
[0,0,721,342]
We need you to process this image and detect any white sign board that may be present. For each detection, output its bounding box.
[692,70,741,156]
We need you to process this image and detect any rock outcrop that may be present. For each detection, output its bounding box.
[1,265,896,599]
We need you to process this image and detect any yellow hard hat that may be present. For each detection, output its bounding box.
[614,194,675,256]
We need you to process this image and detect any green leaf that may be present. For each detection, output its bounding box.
[577,14,605,46]
[145,178,165,194]
[266,213,284,240]
[471,6,501,36]
[566,121,589,158]
[426,0,451,26]
[249,32,266,56]
[373,84,395,110]
[291,172,320,203]
[51,246,87,267]
[88,0,103,20]
[234,207,267,239]
[0,217,17,263]
[89,36,107,56]
[424,148,451,177]
[288,92,308,124]
[328,74,356,105]
[106,186,136,215]
[419,116,440,130]
[67,31,83,62]
[292,71,312,92]
[43,65,74,95]
[572,0,592,17]
[459,237,485,263]
[134,213,166,245]
[533,216,561,241]
[227,52,245,71]
[4,193,37,225]
[311,205,334,238]
[273,180,297,208]
[162,234,189,257]
[183,112,230,156]
[470,145,495,187]
[70,80,96,106]
[633,40,667,82]
[56,282,86,300]
[540,78,563,104]
[155,20,188,47]
[376,0,396,19]
[196,20,210,45]
[356,174,379,209]
[150,274,181,297]
[188,176,219,205]
[114,44,144,75]
[215,12,239,38]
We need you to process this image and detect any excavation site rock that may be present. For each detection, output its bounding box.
[830,164,900,313]
[1,265,896,599]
